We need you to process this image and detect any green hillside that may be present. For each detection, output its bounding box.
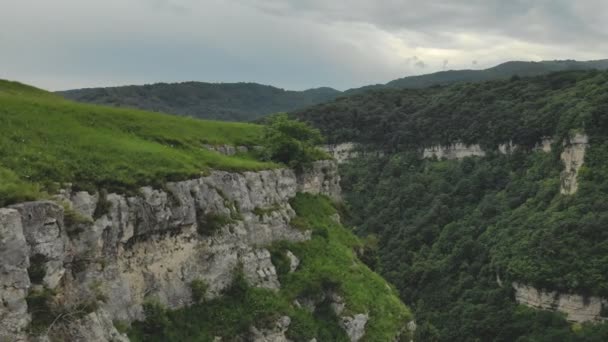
[296,70,608,340]
[58,82,341,122]
[0,79,276,206]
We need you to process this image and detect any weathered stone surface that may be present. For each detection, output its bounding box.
[297,160,341,202]
[513,282,607,323]
[203,144,249,156]
[9,201,69,290]
[61,308,129,342]
[250,316,292,342]
[322,142,359,164]
[0,208,31,341]
[423,143,486,160]
[341,313,369,342]
[286,250,300,273]
[0,161,341,341]
[560,133,589,195]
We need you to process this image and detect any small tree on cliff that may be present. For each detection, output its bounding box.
[260,113,326,169]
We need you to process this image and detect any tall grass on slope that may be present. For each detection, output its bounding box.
[0,80,276,206]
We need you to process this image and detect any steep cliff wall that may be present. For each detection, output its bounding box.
[0,161,347,341]
[560,133,589,195]
[322,143,359,164]
[513,283,608,323]
[422,143,486,159]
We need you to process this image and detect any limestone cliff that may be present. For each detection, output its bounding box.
[513,283,608,323]
[560,133,589,195]
[0,161,352,341]
[422,143,486,160]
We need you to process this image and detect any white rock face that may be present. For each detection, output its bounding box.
[322,142,359,164]
[513,282,607,323]
[0,161,341,341]
[341,314,369,342]
[423,143,486,160]
[560,133,589,195]
[0,208,31,342]
[286,250,300,273]
[296,160,342,202]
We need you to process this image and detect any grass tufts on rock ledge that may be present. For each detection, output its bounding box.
[128,194,412,341]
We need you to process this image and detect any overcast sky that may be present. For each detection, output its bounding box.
[1,0,607,91]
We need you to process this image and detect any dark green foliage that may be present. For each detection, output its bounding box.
[196,213,233,236]
[296,70,608,148]
[190,279,208,304]
[270,248,292,278]
[26,289,57,333]
[341,147,608,340]
[113,320,130,334]
[26,288,98,335]
[380,59,608,90]
[28,254,48,284]
[259,114,328,169]
[93,190,111,219]
[58,82,342,122]
[140,300,171,337]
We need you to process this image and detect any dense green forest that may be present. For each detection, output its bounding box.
[58,82,341,121]
[58,60,608,123]
[296,70,608,148]
[297,70,608,340]
[347,59,608,93]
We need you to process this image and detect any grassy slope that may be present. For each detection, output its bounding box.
[0,80,276,206]
[129,194,412,341]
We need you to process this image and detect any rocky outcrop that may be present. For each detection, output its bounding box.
[296,160,342,202]
[203,144,249,156]
[0,161,341,341]
[513,282,608,323]
[250,316,291,342]
[498,138,553,154]
[0,208,31,342]
[322,142,359,164]
[423,143,486,160]
[294,291,369,342]
[560,133,589,195]
[341,314,369,342]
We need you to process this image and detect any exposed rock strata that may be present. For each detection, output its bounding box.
[513,282,607,323]
[0,161,342,341]
[203,144,249,156]
[423,143,486,159]
[322,142,359,164]
[560,133,589,195]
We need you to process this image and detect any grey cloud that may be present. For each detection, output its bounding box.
[1,0,607,91]
[241,0,608,48]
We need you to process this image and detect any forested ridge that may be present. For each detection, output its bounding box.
[59,82,341,122]
[297,70,608,341]
[58,60,608,123]
[296,70,608,149]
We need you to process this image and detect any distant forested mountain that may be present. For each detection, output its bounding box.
[58,59,608,122]
[58,82,342,122]
[345,59,608,94]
